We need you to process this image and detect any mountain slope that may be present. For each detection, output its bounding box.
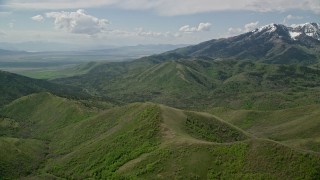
[0,92,97,139]
[54,58,320,110]
[0,137,47,178]
[209,104,320,152]
[0,70,90,107]
[53,23,320,110]
[169,23,320,65]
[0,93,98,178]
[1,93,320,179]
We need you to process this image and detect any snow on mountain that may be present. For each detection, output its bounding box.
[289,32,301,40]
[254,23,278,33]
[289,22,320,41]
[251,22,320,41]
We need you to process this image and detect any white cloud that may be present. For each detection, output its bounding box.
[4,0,320,15]
[283,14,304,24]
[286,14,303,20]
[136,28,163,37]
[31,15,44,22]
[227,21,260,36]
[179,25,197,33]
[244,21,259,32]
[135,28,180,38]
[45,9,109,35]
[179,23,211,33]
[198,23,212,31]
[227,27,243,35]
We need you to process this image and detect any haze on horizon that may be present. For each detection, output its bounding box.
[0,0,319,51]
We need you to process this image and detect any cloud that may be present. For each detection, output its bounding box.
[136,28,163,37]
[227,21,260,36]
[283,14,303,24]
[286,14,303,20]
[135,28,180,38]
[31,15,44,22]
[179,23,211,33]
[244,21,259,32]
[45,9,109,35]
[4,0,320,15]
[227,27,243,35]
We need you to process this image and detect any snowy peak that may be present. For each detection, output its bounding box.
[251,22,320,41]
[169,22,320,65]
[253,23,278,33]
[253,23,286,34]
[251,23,290,39]
[289,22,320,40]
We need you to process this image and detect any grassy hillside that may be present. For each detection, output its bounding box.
[1,93,320,179]
[0,70,91,108]
[54,58,320,110]
[0,92,97,140]
[0,137,47,179]
[120,139,320,179]
[209,104,320,153]
[0,93,99,178]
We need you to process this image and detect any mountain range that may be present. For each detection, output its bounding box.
[167,22,320,65]
[53,22,320,109]
[1,22,320,179]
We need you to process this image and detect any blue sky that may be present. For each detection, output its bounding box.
[0,0,319,51]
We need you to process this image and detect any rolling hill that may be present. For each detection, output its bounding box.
[53,23,320,110]
[0,93,319,179]
[209,104,320,153]
[54,58,320,110]
[0,70,91,107]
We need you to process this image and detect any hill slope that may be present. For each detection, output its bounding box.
[209,104,320,153]
[52,23,320,110]
[0,70,90,107]
[0,93,98,178]
[1,93,319,179]
[54,58,320,110]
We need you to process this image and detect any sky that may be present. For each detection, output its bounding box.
[0,0,319,51]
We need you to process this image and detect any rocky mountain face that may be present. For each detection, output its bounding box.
[289,22,320,41]
[169,22,320,65]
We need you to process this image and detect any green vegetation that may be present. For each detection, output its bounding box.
[185,112,248,142]
[0,137,47,178]
[121,140,320,179]
[208,104,320,152]
[45,104,161,179]
[1,93,319,179]
[0,70,91,108]
[54,59,320,110]
[1,92,97,140]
